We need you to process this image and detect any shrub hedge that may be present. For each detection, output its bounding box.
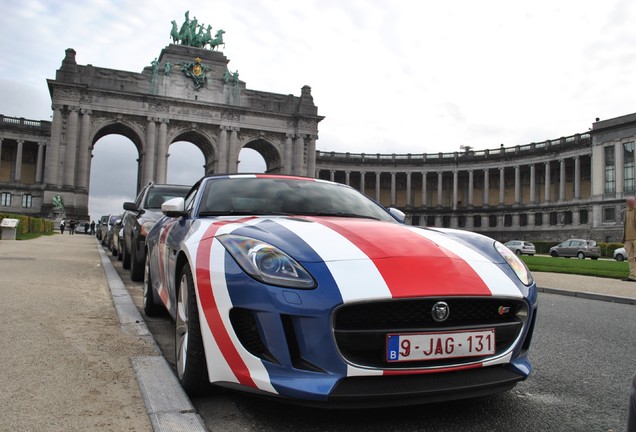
[0,213,55,237]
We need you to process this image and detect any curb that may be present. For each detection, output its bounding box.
[97,243,208,432]
[537,286,636,305]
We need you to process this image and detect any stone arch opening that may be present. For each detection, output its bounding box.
[167,141,205,185]
[242,138,282,174]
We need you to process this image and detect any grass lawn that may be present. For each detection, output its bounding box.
[520,255,628,279]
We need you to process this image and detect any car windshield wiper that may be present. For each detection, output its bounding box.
[292,211,380,220]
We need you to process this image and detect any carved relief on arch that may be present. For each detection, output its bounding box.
[167,125,219,162]
[88,114,145,152]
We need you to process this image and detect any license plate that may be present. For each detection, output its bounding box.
[386,329,495,362]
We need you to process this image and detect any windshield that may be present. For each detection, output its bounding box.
[144,187,190,209]
[197,177,396,222]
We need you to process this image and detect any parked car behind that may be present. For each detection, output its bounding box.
[549,239,601,260]
[122,182,191,281]
[614,247,626,261]
[101,214,119,249]
[504,240,536,256]
[96,215,109,241]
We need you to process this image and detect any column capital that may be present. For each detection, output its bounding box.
[80,108,92,116]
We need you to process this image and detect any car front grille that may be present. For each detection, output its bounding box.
[333,297,528,369]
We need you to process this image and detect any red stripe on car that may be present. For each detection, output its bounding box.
[311,218,492,298]
[195,219,257,388]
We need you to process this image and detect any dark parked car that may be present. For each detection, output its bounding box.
[549,239,601,260]
[101,214,120,249]
[122,182,191,281]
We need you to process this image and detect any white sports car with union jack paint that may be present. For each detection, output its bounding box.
[143,174,537,406]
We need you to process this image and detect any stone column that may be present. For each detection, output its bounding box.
[283,133,293,175]
[437,171,443,207]
[345,170,351,186]
[452,170,458,210]
[360,171,365,194]
[329,170,335,182]
[574,156,581,200]
[559,158,566,202]
[499,167,505,205]
[76,109,91,190]
[144,117,156,185]
[616,143,624,194]
[468,169,474,207]
[406,172,412,207]
[45,104,63,186]
[390,172,396,206]
[35,141,44,183]
[14,140,23,181]
[293,134,304,176]
[306,135,316,178]
[514,165,521,205]
[544,162,551,203]
[63,106,79,187]
[483,169,489,208]
[229,128,240,174]
[156,120,168,182]
[217,127,229,174]
[421,172,427,208]
[375,172,381,201]
[530,164,536,203]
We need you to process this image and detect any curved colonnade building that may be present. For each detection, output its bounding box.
[316,113,636,243]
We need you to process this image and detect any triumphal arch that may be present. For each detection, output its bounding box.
[42,15,322,220]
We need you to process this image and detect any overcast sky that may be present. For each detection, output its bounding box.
[2,0,636,219]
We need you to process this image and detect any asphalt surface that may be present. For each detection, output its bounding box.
[1,233,635,431]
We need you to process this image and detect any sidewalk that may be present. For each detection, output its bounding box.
[0,234,634,431]
[0,233,206,432]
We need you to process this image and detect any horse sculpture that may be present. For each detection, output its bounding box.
[170,20,179,44]
[209,29,225,50]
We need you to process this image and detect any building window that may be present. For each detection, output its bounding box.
[603,207,616,222]
[605,145,615,193]
[520,214,528,226]
[411,215,420,226]
[1,192,11,207]
[580,209,588,224]
[21,194,32,208]
[549,212,558,225]
[442,215,451,228]
[504,214,512,227]
[426,215,436,226]
[625,142,635,192]
[489,215,497,227]
[458,215,466,228]
[563,211,573,225]
[473,215,481,228]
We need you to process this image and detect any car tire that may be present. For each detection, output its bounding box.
[130,240,144,282]
[175,263,210,396]
[143,252,163,316]
[122,240,131,269]
[616,254,625,262]
[515,249,522,256]
[577,252,585,259]
[550,251,559,257]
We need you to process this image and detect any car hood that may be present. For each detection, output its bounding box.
[190,216,525,299]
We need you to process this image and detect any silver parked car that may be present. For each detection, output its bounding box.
[549,239,601,260]
[504,240,536,256]
[614,247,626,261]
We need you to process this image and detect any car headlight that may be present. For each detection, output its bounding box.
[494,241,533,286]
[217,234,316,289]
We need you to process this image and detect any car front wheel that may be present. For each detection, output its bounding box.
[616,254,625,262]
[175,263,209,396]
[130,240,144,282]
[577,252,585,259]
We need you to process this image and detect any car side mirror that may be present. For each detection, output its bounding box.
[388,207,406,223]
[162,197,187,217]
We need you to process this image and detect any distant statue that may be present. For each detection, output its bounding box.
[164,61,172,75]
[209,29,225,50]
[170,20,179,43]
[223,70,232,85]
[52,194,64,210]
[151,58,159,76]
[170,12,225,51]
[232,70,239,87]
